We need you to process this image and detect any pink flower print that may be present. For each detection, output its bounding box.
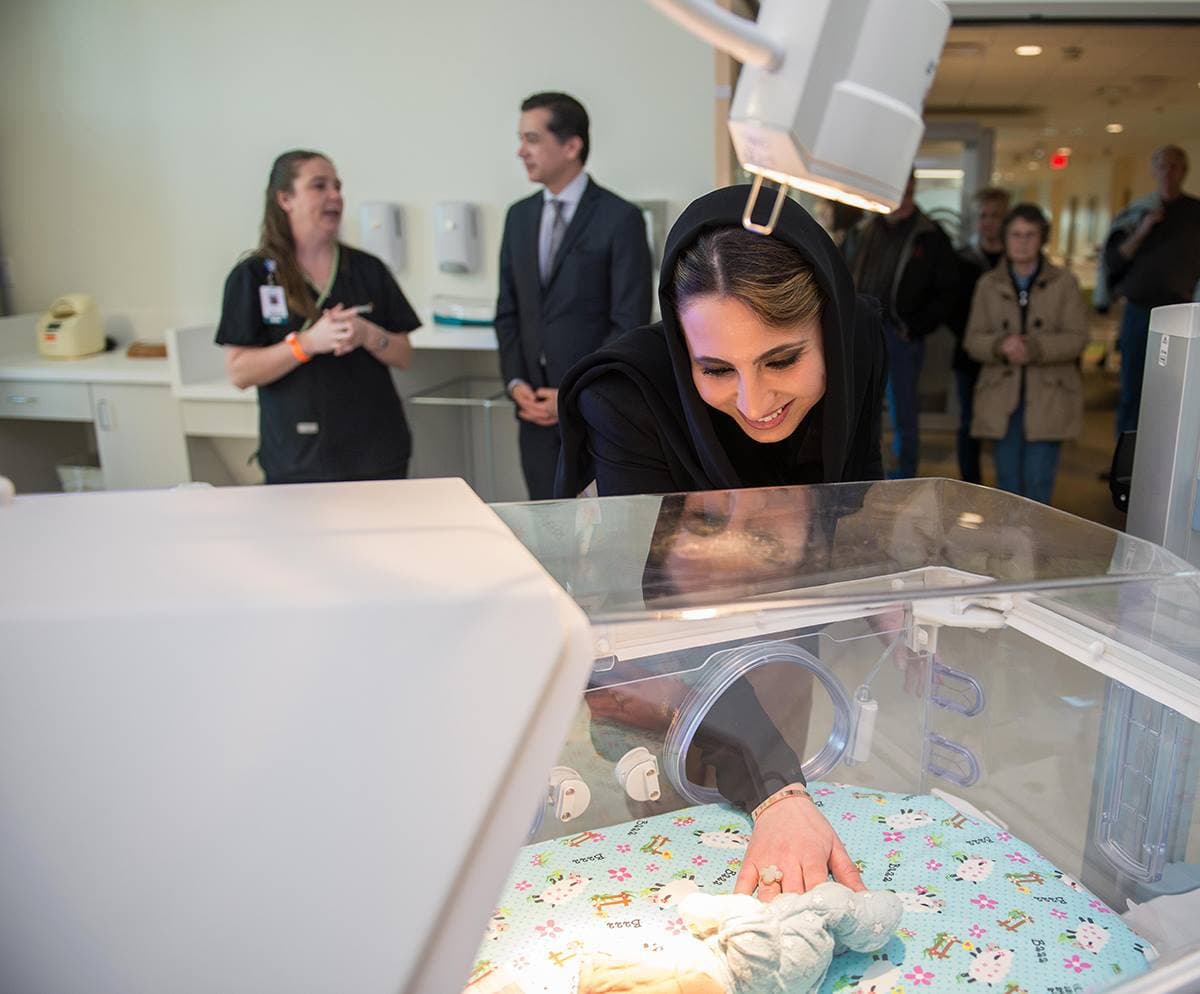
[530,853,547,867]
[592,833,606,842]
[1063,954,1093,973]
[1005,851,1030,865]
[883,830,905,843]
[968,923,986,938]
[514,880,532,892]
[673,816,695,827]
[607,866,632,882]
[905,964,935,986]
[886,849,902,861]
[842,812,856,821]
[1050,908,1068,921]
[728,857,742,867]
[535,919,563,938]
[996,831,1012,842]
[645,862,660,873]
[815,787,835,796]
[970,893,998,910]
[924,835,937,847]
[1088,898,1112,915]
[665,916,686,935]
[925,859,944,871]
[616,844,631,854]
[692,855,709,867]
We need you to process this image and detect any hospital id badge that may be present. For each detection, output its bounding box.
[259,285,289,325]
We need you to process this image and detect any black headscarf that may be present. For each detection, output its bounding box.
[555,186,885,497]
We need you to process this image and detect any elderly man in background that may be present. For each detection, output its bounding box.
[1101,144,1200,436]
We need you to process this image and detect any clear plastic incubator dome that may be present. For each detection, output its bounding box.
[471,479,1200,994]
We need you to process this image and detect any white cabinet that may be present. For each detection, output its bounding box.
[91,383,190,490]
[0,378,93,420]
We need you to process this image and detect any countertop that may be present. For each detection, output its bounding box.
[0,315,171,386]
[0,312,499,402]
[411,323,498,351]
[174,378,252,402]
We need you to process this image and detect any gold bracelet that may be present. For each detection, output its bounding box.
[751,784,812,823]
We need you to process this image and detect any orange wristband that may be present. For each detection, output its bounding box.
[286,331,311,363]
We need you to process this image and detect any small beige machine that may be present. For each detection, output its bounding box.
[36,294,104,358]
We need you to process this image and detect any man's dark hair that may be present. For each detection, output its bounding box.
[1003,202,1051,244]
[521,92,590,165]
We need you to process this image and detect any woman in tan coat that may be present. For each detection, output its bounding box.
[964,204,1088,503]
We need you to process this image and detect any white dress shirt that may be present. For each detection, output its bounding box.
[538,170,590,281]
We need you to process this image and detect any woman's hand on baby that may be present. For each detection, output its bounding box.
[735,792,864,902]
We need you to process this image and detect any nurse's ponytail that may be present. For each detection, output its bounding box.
[257,150,328,323]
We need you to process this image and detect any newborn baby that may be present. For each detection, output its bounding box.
[578,882,902,994]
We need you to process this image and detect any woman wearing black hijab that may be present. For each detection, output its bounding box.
[555,185,885,497]
[555,186,887,905]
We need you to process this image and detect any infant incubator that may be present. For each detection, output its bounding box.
[473,479,1200,994]
[2,476,1196,994]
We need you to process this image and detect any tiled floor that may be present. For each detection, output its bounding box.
[901,366,1127,531]
[888,305,1129,532]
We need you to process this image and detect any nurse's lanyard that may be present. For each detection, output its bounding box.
[299,242,340,332]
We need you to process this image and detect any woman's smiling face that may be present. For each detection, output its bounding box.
[679,295,826,442]
[277,156,343,243]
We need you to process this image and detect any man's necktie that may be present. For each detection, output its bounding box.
[542,198,567,284]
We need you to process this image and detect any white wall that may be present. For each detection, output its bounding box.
[0,0,716,337]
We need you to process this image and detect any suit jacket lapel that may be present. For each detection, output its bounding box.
[545,178,600,291]
[520,194,543,289]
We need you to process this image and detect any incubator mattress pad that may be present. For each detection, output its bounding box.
[468,783,1150,994]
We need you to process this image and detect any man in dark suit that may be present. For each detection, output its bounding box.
[495,91,653,499]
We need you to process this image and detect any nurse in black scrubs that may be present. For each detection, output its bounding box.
[216,150,421,484]
[556,186,888,903]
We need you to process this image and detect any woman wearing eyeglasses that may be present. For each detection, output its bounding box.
[964,203,1088,504]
